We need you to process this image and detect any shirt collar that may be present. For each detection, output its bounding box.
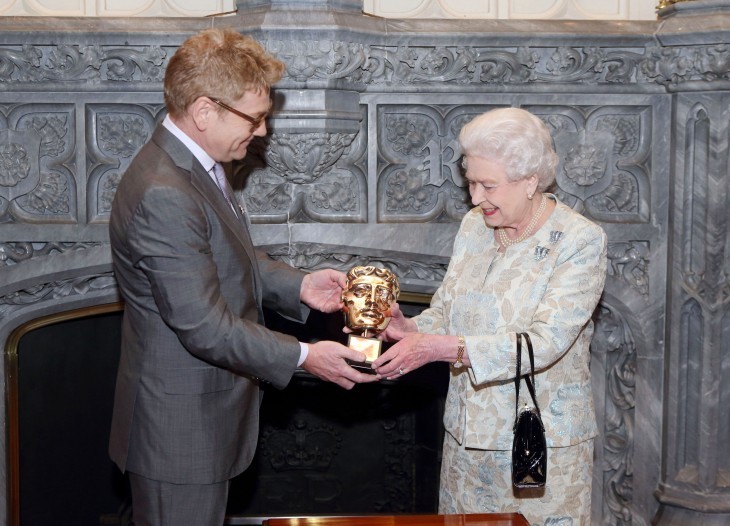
[162,114,216,174]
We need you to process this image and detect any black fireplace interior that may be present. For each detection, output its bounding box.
[12,300,447,525]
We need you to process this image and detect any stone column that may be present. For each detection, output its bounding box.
[231,0,374,249]
[654,1,730,524]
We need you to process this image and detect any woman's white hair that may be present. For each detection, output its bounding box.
[458,107,558,191]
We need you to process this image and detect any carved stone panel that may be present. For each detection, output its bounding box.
[377,104,474,223]
[544,106,652,224]
[0,104,76,224]
[86,104,163,223]
[239,127,367,223]
[0,43,167,87]
[375,102,654,226]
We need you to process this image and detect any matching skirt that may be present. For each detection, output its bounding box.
[438,432,594,526]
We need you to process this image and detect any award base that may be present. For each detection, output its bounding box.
[346,334,382,373]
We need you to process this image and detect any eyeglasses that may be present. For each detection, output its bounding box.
[209,97,268,131]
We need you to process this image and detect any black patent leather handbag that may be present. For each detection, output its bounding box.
[511,332,547,489]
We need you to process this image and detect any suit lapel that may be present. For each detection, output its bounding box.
[151,125,264,307]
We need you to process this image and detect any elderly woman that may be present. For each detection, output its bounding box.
[372,107,607,526]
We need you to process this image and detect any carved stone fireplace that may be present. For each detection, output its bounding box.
[1,1,730,525]
[8,302,446,524]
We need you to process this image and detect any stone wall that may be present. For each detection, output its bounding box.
[0,0,728,524]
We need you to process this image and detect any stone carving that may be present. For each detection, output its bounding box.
[0,41,725,90]
[264,132,356,184]
[24,170,68,215]
[0,109,74,222]
[592,302,637,525]
[256,410,416,512]
[0,242,34,265]
[104,46,167,82]
[266,243,448,290]
[99,172,122,215]
[0,241,102,266]
[94,112,151,215]
[607,242,650,298]
[385,167,439,213]
[377,104,649,225]
[544,108,650,223]
[697,44,730,82]
[0,270,116,317]
[0,44,166,84]
[642,44,730,86]
[240,131,364,221]
[563,141,611,186]
[380,415,414,512]
[0,45,43,82]
[641,47,695,85]
[0,139,39,216]
[261,41,729,89]
[392,46,478,84]
[378,107,474,221]
[558,130,615,191]
[97,114,150,157]
[261,420,342,471]
[0,141,31,187]
[87,107,157,219]
[268,40,370,84]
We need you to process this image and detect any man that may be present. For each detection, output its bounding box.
[108,28,376,526]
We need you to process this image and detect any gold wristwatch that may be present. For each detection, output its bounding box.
[454,335,465,368]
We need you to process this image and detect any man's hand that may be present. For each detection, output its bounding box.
[300,269,347,313]
[301,340,380,389]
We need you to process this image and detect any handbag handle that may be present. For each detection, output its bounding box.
[514,332,541,426]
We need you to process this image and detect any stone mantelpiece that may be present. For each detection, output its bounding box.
[1,1,729,524]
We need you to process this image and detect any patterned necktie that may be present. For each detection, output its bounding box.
[212,163,235,209]
[211,163,250,228]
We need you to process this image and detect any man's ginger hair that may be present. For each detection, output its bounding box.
[164,28,285,119]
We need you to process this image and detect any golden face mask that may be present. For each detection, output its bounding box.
[341,266,400,336]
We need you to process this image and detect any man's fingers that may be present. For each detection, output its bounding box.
[339,363,380,384]
[336,378,356,390]
[344,349,367,363]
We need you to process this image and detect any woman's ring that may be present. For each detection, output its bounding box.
[398,367,404,375]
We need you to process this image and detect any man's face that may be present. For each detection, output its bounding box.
[342,276,396,333]
[204,89,272,163]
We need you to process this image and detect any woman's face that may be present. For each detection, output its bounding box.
[463,156,537,230]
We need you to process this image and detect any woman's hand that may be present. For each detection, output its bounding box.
[342,302,417,341]
[371,332,441,379]
[379,303,417,342]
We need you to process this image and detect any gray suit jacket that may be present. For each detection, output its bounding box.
[108,124,305,484]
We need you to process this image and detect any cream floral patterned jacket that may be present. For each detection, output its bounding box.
[415,195,607,450]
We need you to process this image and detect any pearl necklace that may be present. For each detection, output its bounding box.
[498,194,547,248]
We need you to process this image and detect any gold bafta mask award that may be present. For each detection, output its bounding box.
[341,265,400,370]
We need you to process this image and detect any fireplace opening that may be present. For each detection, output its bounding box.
[7,297,446,525]
[7,304,130,526]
